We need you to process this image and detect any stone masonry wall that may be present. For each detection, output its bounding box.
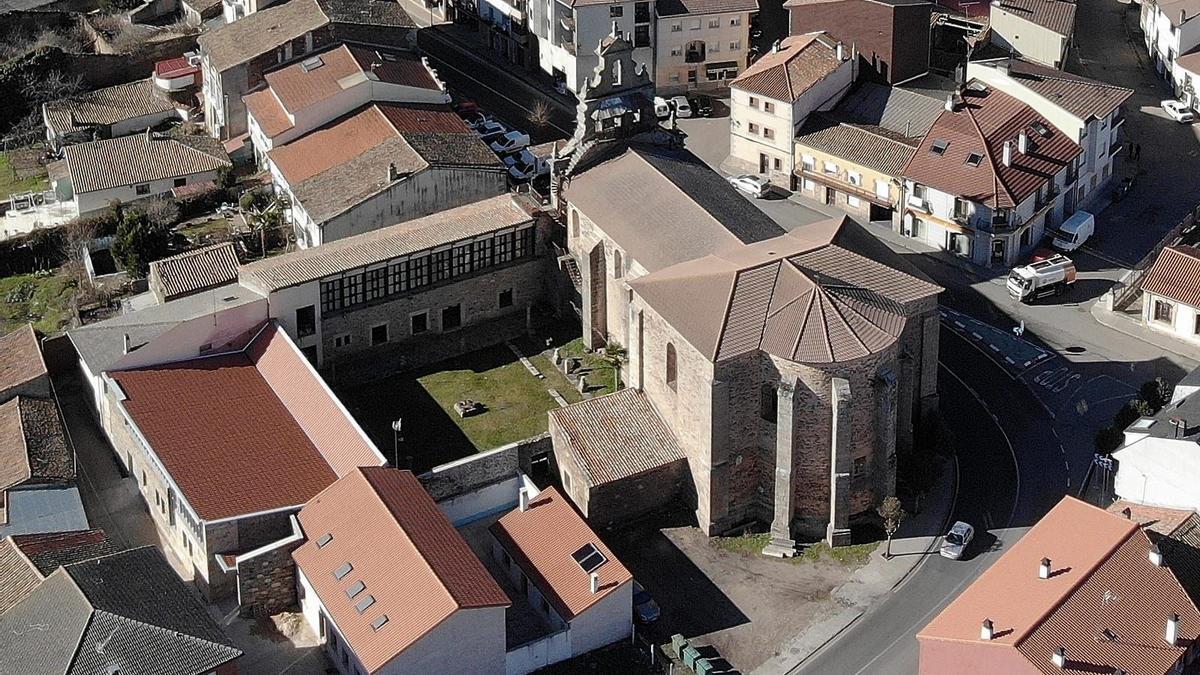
[587,459,689,527]
[419,434,549,501]
[238,540,303,618]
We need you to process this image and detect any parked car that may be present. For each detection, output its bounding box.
[727,173,771,198]
[670,95,693,118]
[453,99,479,115]
[1162,99,1195,123]
[1051,210,1095,252]
[462,111,495,130]
[1111,175,1135,202]
[502,149,548,181]
[654,96,672,119]
[474,120,508,139]
[489,130,531,154]
[940,521,975,560]
[555,80,570,96]
[633,582,661,624]
[689,95,714,117]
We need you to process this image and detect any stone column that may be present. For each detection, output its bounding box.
[827,377,853,547]
[876,369,899,502]
[763,380,797,558]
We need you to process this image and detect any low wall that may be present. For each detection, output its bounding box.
[238,538,303,618]
[505,628,571,675]
[419,433,549,501]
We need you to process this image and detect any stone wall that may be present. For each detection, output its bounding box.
[585,458,689,527]
[419,434,550,501]
[238,539,302,617]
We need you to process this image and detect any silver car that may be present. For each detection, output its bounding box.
[940,521,974,560]
[728,174,771,198]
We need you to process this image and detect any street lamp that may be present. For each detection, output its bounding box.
[391,419,403,467]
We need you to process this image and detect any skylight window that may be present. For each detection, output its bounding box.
[1131,418,1156,430]
[371,615,390,631]
[300,56,324,72]
[572,543,607,574]
[316,533,333,548]
[1031,121,1051,137]
[346,580,366,598]
[931,139,949,155]
[333,562,353,580]
[965,152,983,167]
[355,594,376,614]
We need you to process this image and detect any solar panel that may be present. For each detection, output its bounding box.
[571,543,607,573]
[333,562,353,580]
[355,594,376,614]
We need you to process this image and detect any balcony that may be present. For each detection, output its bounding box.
[906,193,931,213]
[684,41,705,64]
[796,167,890,206]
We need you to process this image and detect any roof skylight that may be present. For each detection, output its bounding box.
[931,139,949,155]
[333,562,353,580]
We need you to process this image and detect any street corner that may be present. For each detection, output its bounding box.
[1020,360,1137,428]
[939,306,1056,376]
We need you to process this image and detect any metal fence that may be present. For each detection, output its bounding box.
[1103,204,1200,311]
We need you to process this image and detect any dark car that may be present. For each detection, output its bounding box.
[633,582,661,624]
[689,95,714,117]
[1112,175,1135,202]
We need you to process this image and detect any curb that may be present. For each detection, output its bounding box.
[1089,303,1200,364]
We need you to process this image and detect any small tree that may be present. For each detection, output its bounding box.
[1114,398,1152,430]
[1094,426,1124,454]
[1140,377,1172,412]
[111,210,170,278]
[602,341,626,392]
[142,196,180,229]
[529,100,552,129]
[878,496,905,560]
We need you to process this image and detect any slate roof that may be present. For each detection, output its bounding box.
[0,397,73,492]
[239,194,533,292]
[62,132,230,194]
[991,0,1077,35]
[981,58,1132,120]
[550,389,686,486]
[795,115,918,176]
[903,81,1081,208]
[656,0,758,15]
[293,468,509,673]
[317,0,415,26]
[490,487,633,620]
[730,32,844,103]
[43,79,179,138]
[149,242,241,301]
[1141,245,1200,308]
[833,81,946,138]
[0,324,46,399]
[0,546,241,675]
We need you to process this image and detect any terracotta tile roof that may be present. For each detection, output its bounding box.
[490,487,632,620]
[109,323,380,521]
[903,81,1081,208]
[990,58,1132,120]
[1141,246,1200,308]
[62,132,230,195]
[0,538,42,613]
[795,115,918,176]
[1108,500,1196,537]
[293,468,508,672]
[991,0,1076,35]
[0,324,46,398]
[730,32,844,103]
[1177,48,1200,74]
[149,242,240,301]
[154,56,199,80]
[44,79,179,138]
[550,389,685,486]
[239,194,532,291]
[919,497,1200,675]
[656,0,758,15]
[198,0,330,73]
[11,529,115,575]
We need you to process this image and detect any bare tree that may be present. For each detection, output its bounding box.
[528,100,551,129]
[141,196,180,229]
[60,216,98,287]
[877,496,905,559]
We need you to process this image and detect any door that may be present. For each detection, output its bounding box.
[991,239,1006,266]
[759,153,769,173]
[825,187,836,205]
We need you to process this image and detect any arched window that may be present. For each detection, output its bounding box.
[665,343,677,390]
[613,249,624,278]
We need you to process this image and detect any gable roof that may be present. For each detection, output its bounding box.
[198,0,331,73]
[0,324,46,399]
[0,397,73,493]
[903,81,1081,208]
[0,537,42,613]
[990,0,1077,35]
[795,115,918,176]
[656,0,758,15]
[832,81,947,138]
[490,487,632,620]
[1141,245,1200,308]
[62,132,230,194]
[44,79,179,138]
[149,242,241,301]
[981,58,1132,121]
[730,32,844,103]
[293,467,509,673]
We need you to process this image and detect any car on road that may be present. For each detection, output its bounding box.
[940,521,975,560]
[727,173,771,198]
[1162,99,1195,123]
[489,130,531,154]
[1051,210,1095,252]
[633,582,660,624]
[689,95,714,117]
[670,95,693,118]
[474,120,508,139]
[654,96,671,119]
[502,149,548,181]
[1111,175,1135,202]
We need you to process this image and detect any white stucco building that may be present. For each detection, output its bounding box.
[986,0,1076,68]
[1114,368,1200,510]
[528,0,656,92]
[1139,245,1200,349]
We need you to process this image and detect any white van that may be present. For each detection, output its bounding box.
[1052,210,1095,252]
[653,96,671,119]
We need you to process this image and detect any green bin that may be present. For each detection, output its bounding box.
[695,657,716,675]
[671,634,688,660]
[682,645,701,670]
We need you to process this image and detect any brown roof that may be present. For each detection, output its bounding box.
[1108,500,1197,537]
[730,32,844,103]
[63,133,230,195]
[795,115,918,177]
[630,217,941,363]
[11,529,115,575]
[1141,246,1200,308]
[903,82,1081,208]
[550,389,686,486]
[0,325,46,398]
[198,0,330,73]
[44,79,178,138]
[239,194,532,292]
[110,323,381,521]
[293,467,509,672]
[1178,47,1200,74]
[918,497,1200,675]
[991,0,1076,35]
[0,397,73,492]
[0,538,41,613]
[656,0,758,16]
[149,242,240,302]
[490,487,632,620]
[988,58,1131,121]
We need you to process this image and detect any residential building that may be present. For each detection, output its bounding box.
[98,321,386,600]
[242,43,449,158]
[1107,500,1200,607]
[728,32,855,185]
[0,529,114,613]
[197,0,415,140]
[148,242,242,304]
[0,324,51,403]
[967,57,1132,214]
[918,496,1200,675]
[238,194,550,373]
[223,0,281,23]
[785,0,931,84]
[42,79,187,150]
[50,131,230,217]
[794,81,944,223]
[1141,0,1200,91]
[0,396,82,538]
[527,0,657,92]
[293,467,510,675]
[0,546,243,675]
[153,56,203,93]
[182,0,224,27]
[261,101,505,248]
[653,0,757,94]
[900,80,1083,268]
[1175,50,1200,109]
[987,0,1075,68]
[1114,366,1200,510]
[1139,245,1200,346]
[475,0,535,70]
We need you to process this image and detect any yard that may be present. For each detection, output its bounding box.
[0,150,50,198]
[0,271,76,334]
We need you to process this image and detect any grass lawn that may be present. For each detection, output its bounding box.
[0,151,49,197]
[560,337,619,397]
[177,217,232,244]
[0,272,76,335]
[712,532,879,567]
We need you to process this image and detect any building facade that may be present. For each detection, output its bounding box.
[987,0,1075,68]
[528,0,656,92]
[1141,0,1200,94]
[653,0,756,94]
[785,0,930,84]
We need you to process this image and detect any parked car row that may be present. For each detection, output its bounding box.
[653,94,714,120]
[454,99,548,182]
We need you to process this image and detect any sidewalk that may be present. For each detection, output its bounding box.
[1091,300,1200,363]
[752,457,958,675]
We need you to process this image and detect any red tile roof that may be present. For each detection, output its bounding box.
[490,487,632,620]
[0,325,46,398]
[1108,500,1196,537]
[293,468,508,673]
[1141,245,1200,308]
[149,242,240,301]
[991,0,1077,35]
[731,32,844,103]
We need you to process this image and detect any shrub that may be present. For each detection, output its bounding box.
[1139,377,1172,412]
[110,210,170,278]
[1114,399,1152,430]
[1094,426,1124,454]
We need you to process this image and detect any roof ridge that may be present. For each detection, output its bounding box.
[960,100,1011,208]
[787,287,818,359]
[820,286,871,355]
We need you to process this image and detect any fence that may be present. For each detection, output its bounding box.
[1102,204,1200,311]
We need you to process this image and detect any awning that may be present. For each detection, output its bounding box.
[706,60,739,72]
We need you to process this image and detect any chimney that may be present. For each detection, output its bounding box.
[1167,613,1181,646]
[1150,544,1165,567]
[836,42,846,61]
[1171,417,1188,437]
[144,126,153,144]
[945,93,955,112]
[1002,141,1013,167]
[1018,130,1029,154]
[1039,557,1051,579]
[771,39,782,53]
[1181,9,1187,25]
[122,333,131,355]
[589,572,600,594]
[981,619,994,641]
[388,162,398,181]
[1051,647,1066,669]
[998,56,1011,75]
[518,487,529,512]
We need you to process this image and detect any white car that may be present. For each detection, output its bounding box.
[670,95,693,118]
[727,174,770,198]
[940,521,975,560]
[654,96,671,119]
[489,130,531,154]
[1162,99,1195,123]
[503,149,548,181]
[474,120,508,139]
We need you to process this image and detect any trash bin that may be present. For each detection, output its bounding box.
[671,634,688,660]
[682,645,701,670]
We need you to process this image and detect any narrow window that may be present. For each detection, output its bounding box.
[498,289,513,308]
[296,305,316,337]
[665,343,677,390]
[760,383,777,422]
